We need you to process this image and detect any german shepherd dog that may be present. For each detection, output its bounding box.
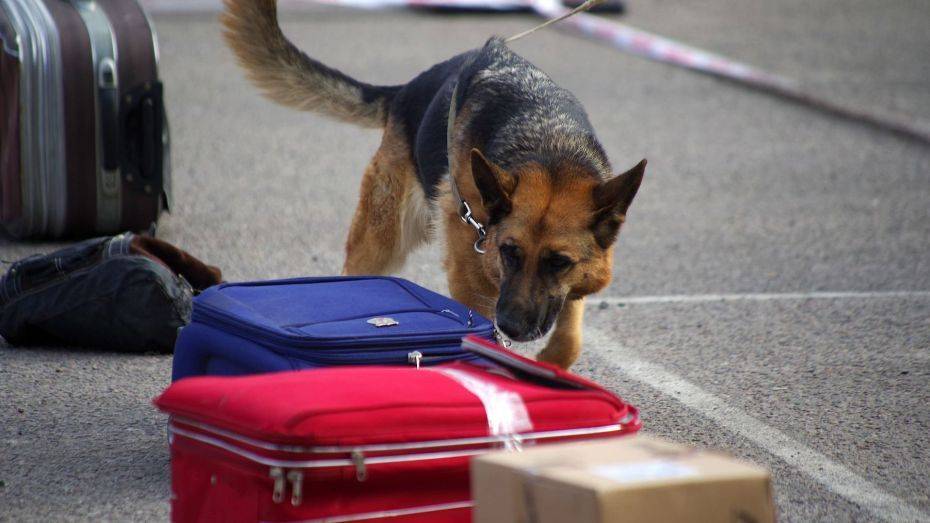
[222,0,646,369]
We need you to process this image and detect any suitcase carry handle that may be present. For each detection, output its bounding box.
[67,0,166,197]
[98,58,120,172]
[120,81,166,197]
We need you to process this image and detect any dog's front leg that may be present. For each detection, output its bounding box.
[445,263,497,320]
[536,298,584,369]
[343,123,426,276]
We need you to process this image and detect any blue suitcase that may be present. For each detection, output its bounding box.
[171,276,496,380]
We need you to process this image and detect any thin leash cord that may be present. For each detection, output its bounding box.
[451,0,604,202]
[504,0,605,43]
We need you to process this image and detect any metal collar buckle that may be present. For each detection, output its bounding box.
[459,201,487,254]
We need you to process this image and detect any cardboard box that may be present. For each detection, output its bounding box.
[472,435,775,523]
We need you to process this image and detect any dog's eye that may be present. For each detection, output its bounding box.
[546,254,574,273]
[499,244,522,270]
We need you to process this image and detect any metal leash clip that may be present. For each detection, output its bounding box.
[459,201,487,254]
[494,328,513,348]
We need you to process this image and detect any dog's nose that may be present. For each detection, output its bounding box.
[496,316,527,340]
[495,306,539,341]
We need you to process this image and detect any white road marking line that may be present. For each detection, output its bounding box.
[590,290,930,306]
[586,327,930,523]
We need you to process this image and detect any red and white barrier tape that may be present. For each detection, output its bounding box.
[142,0,930,144]
[313,0,532,8]
[140,0,533,13]
[530,0,796,90]
[527,0,930,144]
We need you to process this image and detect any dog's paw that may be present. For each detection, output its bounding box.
[536,342,580,370]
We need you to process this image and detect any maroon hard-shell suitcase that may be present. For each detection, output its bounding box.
[0,0,170,238]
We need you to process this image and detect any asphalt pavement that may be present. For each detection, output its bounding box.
[1,1,929,521]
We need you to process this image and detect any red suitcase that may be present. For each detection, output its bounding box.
[155,336,641,522]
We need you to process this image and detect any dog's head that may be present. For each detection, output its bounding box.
[470,149,645,341]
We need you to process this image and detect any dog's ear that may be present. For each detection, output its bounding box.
[591,159,646,248]
[470,148,516,222]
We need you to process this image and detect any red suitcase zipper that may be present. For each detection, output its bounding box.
[167,415,637,522]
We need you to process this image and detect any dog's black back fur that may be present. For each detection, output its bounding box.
[391,38,612,199]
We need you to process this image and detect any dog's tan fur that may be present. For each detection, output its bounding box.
[338,114,629,367]
[343,120,429,275]
[222,0,645,368]
[442,156,622,367]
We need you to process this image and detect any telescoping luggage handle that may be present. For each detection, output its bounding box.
[71,0,166,195]
[69,0,168,231]
[70,0,121,230]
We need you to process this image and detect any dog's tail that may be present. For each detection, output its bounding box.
[221,0,399,128]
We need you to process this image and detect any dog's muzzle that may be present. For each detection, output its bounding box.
[495,296,564,342]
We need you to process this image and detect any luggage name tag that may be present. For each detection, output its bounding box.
[461,335,597,391]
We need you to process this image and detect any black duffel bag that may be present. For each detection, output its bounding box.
[0,233,221,352]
